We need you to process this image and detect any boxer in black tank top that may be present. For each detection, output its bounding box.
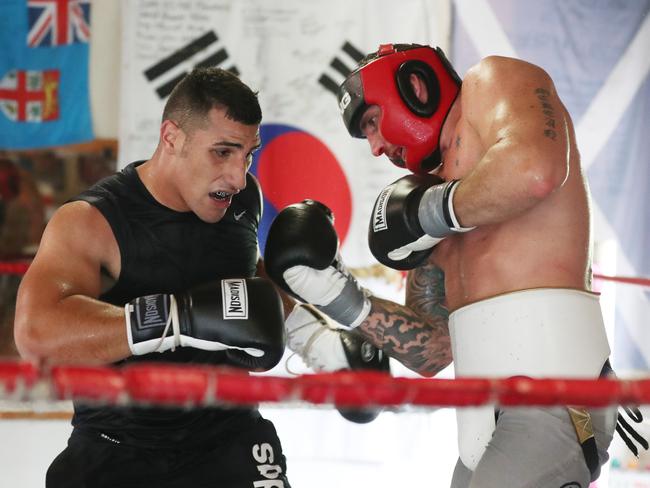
[15,68,291,488]
[72,162,263,445]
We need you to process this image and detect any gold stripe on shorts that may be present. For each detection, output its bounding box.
[567,406,595,444]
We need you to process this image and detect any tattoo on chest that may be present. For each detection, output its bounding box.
[407,265,448,318]
[454,136,461,167]
[535,88,557,140]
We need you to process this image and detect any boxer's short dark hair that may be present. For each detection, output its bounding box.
[162,67,262,132]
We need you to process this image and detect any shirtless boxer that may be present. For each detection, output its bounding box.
[265,44,618,487]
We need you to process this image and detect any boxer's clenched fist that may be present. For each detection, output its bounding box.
[368,174,474,270]
[126,277,286,371]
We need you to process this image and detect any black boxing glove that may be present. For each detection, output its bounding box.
[264,200,370,329]
[285,304,389,423]
[368,175,474,270]
[125,278,286,371]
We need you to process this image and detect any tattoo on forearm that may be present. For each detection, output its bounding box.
[358,265,451,376]
[535,88,557,141]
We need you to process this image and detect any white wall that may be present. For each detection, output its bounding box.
[0,418,72,486]
[0,405,459,487]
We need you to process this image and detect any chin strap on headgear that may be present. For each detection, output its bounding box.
[337,44,461,174]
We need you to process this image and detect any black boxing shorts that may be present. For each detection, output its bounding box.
[46,416,290,488]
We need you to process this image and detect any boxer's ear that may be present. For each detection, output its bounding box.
[409,72,429,104]
[160,119,184,155]
[396,60,438,117]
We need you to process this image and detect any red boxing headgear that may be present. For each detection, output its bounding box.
[337,44,461,174]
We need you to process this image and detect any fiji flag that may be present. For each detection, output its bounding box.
[0,0,93,149]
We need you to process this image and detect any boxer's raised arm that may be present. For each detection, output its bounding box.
[14,201,130,364]
[453,56,571,227]
[16,202,287,370]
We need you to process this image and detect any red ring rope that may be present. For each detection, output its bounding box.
[1,263,649,408]
[593,273,650,287]
[1,360,650,409]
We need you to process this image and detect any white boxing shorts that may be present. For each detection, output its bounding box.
[448,287,611,470]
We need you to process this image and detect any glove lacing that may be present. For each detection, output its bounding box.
[285,305,338,374]
[153,295,180,352]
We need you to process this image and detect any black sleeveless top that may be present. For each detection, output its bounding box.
[70,161,264,447]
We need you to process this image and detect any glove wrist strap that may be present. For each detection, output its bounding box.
[349,293,372,329]
[446,180,475,232]
[318,282,371,330]
[418,180,475,237]
[125,294,178,355]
